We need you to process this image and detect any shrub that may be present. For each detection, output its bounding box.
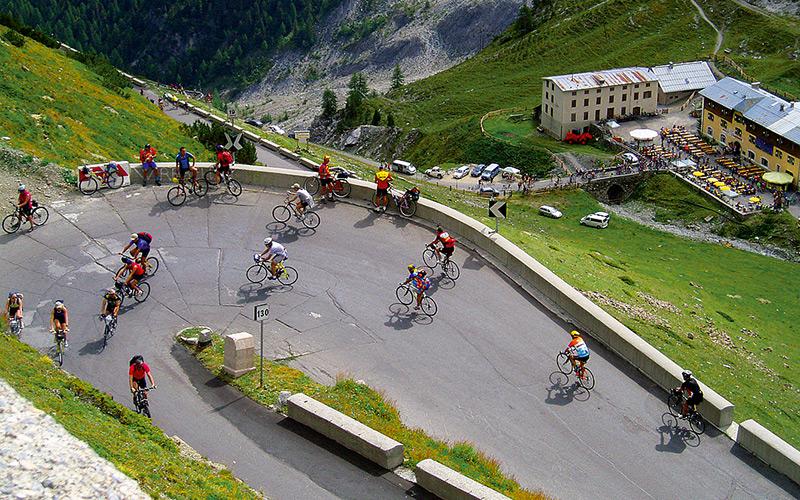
[3,29,25,47]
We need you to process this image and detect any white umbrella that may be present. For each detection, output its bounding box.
[502,167,520,175]
[630,129,659,141]
[723,190,739,198]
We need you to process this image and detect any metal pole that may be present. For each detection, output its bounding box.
[259,321,264,389]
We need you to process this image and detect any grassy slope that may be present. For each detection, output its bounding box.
[0,30,208,168]
[0,327,260,498]
[379,0,798,167]
[180,330,546,500]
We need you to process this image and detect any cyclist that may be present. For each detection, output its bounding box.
[129,354,156,398]
[373,165,393,212]
[565,330,590,377]
[175,147,197,186]
[288,183,314,216]
[100,287,121,320]
[122,232,153,265]
[259,238,288,280]
[139,143,161,186]
[318,155,334,202]
[5,292,24,326]
[428,225,457,263]
[675,370,704,418]
[213,145,234,185]
[17,184,35,232]
[49,300,70,347]
[115,256,145,293]
[410,269,431,311]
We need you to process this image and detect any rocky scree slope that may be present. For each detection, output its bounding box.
[237,0,525,129]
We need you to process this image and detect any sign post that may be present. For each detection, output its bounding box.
[253,303,270,388]
[227,108,237,126]
[488,198,507,233]
[293,130,310,152]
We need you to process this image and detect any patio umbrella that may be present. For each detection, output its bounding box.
[749,196,761,203]
[720,185,731,191]
[763,171,793,186]
[707,177,720,183]
[714,181,725,187]
[693,171,704,177]
[630,129,659,141]
[723,189,739,198]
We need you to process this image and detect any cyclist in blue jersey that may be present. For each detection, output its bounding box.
[175,147,197,185]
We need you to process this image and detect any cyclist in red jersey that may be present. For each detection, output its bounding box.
[129,355,156,397]
[214,145,234,185]
[139,143,161,186]
[115,256,145,292]
[16,184,35,232]
[318,156,334,202]
[429,225,457,263]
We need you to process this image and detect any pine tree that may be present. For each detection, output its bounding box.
[387,113,395,128]
[345,72,368,121]
[321,88,337,119]
[390,64,404,91]
[371,109,381,125]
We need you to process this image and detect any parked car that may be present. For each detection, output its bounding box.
[453,165,471,179]
[268,124,286,135]
[539,205,563,219]
[481,163,501,181]
[478,186,500,197]
[580,211,610,228]
[621,152,639,165]
[391,160,417,175]
[424,166,444,179]
[471,164,486,177]
[245,119,264,128]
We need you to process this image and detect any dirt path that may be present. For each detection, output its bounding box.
[690,0,724,54]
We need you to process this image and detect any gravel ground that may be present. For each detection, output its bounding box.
[0,379,148,499]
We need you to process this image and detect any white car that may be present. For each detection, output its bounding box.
[391,160,417,175]
[580,211,610,228]
[538,205,563,219]
[453,165,471,179]
[268,125,286,135]
[424,167,444,179]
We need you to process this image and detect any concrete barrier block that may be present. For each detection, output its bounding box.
[243,131,260,141]
[287,393,404,469]
[415,459,510,500]
[209,114,225,124]
[299,157,319,170]
[222,332,255,378]
[278,148,301,161]
[260,139,280,151]
[737,419,800,484]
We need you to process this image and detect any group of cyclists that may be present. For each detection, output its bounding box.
[134,142,234,189]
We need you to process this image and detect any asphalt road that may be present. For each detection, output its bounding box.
[2,185,798,500]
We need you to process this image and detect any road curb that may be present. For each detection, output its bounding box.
[416,459,510,500]
[737,420,800,485]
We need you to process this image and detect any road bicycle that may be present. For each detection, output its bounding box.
[52,328,68,366]
[556,350,595,390]
[9,317,23,338]
[204,168,243,197]
[3,201,49,234]
[272,198,320,229]
[100,314,117,348]
[133,386,155,418]
[303,167,353,198]
[372,186,419,218]
[246,255,298,285]
[667,389,706,435]
[422,245,460,280]
[79,164,124,195]
[167,175,207,206]
[395,282,438,317]
[117,252,159,278]
[114,280,151,305]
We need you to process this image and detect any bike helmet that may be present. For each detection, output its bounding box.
[17,184,25,192]
[216,144,224,151]
[682,370,693,381]
[130,354,144,366]
[145,143,151,149]
[570,330,581,338]
[130,233,139,240]
[291,183,301,190]
[54,301,64,309]
[418,269,427,276]
[81,166,90,175]
[407,264,415,271]
[323,155,330,161]
[8,292,16,298]
[263,237,273,246]
[121,256,133,265]
[106,287,117,294]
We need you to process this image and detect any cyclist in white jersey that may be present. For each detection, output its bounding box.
[259,238,288,280]
[288,183,314,216]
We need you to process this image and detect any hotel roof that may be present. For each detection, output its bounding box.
[544,67,656,92]
[647,61,717,94]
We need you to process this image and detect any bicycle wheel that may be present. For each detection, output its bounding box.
[422,247,438,268]
[246,264,268,283]
[556,352,573,375]
[134,282,150,303]
[443,259,460,280]
[667,392,683,418]
[577,367,595,391]
[277,266,298,286]
[304,176,320,196]
[689,412,706,435]
[193,179,208,197]
[57,340,64,366]
[79,176,99,195]
[107,171,124,189]
[332,179,351,198]
[204,170,220,186]
[167,186,187,206]
[145,256,159,276]
[302,212,320,229]
[2,213,21,234]
[395,285,414,305]
[226,179,243,197]
[141,402,151,419]
[31,207,49,226]
[421,296,437,317]
[399,198,417,218]
[103,326,110,348]
[272,205,292,223]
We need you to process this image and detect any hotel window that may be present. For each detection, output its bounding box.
[748,150,755,160]
[622,94,627,102]
[720,134,726,144]
[735,127,742,137]
[609,95,614,103]
[761,158,769,168]
[596,97,601,105]
[596,89,601,93]
[721,120,727,128]
[595,109,600,120]
[634,92,639,100]
[621,106,626,115]
[571,99,576,107]
[584,98,589,106]
[634,84,639,88]
[623,86,627,90]
[776,150,783,159]
[707,113,714,121]
[546,91,549,100]
[571,113,576,122]
[583,111,588,120]
[584,90,589,95]
[643,91,652,99]
[572,91,576,96]
[707,126,713,135]
[748,135,755,144]
[788,156,795,165]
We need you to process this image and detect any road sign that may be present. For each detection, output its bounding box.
[253,303,270,322]
[294,130,310,144]
[227,108,237,117]
[488,200,507,219]
[224,132,244,151]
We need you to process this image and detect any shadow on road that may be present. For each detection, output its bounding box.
[656,413,700,451]
[544,372,590,404]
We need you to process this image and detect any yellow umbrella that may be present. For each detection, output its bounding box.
[692,171,703,177]
[707,177,720,183]
[720,186,731,191]
[714,181,725,187]
[749,196,761,203]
